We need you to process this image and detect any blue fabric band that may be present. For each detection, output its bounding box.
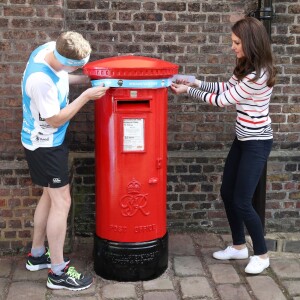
[53,49,90,67]
[91,78,172,89]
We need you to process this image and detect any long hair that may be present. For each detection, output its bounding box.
[232,17,276,87]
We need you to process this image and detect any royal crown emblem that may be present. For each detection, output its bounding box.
[120,178,150,217]
[127,178,141,194]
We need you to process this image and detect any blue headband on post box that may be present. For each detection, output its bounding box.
[53,48,90,67]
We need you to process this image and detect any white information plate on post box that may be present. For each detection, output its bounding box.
[123,118,145,152]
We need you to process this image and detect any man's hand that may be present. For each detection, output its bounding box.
[45,86,110,128]
[81,86,109,101]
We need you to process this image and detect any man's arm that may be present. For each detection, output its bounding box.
[45,86,109,128]
[68,74,91,85]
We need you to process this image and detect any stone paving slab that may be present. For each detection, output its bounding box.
[143,278,174,291]
[168,234,195,256]
[271,258,300,279]
[282,280,300,296]
[0,232,300,300]
[143,291,178,300]
[216,284,252,300]
[0,279,9,300]
[102,283,137,299]
[208,263,240,284]
[173,256,205,276]
[179,276,214,299]
[6,281,47,300]
[0,259,12,277]
[246,276,287,300]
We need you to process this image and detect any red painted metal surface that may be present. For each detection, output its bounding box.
[84,56,178,242]
[83,55,178,79]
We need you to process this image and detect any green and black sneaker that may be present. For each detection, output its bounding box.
[47,265,93,291]
[26,247,70,271]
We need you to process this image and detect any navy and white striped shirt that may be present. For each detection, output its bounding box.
[187,71,273,141]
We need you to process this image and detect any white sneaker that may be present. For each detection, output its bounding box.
[245,255,270,274]
[213,246,249,260]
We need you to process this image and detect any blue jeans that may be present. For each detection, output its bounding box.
[220,137,273,255]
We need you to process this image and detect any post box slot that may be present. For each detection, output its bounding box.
[116,100,151,111]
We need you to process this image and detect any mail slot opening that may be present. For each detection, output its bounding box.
[116,100,151,111]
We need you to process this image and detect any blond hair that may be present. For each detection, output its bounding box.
[56,31,91,60]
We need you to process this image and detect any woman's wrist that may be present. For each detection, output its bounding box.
[194,79,201,87]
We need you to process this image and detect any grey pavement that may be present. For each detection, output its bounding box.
[1,232,300,300]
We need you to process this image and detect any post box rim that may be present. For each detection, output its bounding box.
[83,55,179,80]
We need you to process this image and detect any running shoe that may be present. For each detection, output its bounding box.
[26,247,70,271]
[47,265,93,291]
[213,246,248,260]
[245,255,270,274]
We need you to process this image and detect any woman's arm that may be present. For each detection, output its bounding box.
[197,76,236,94]
[188,74,271,107]
[177,76,236,94]
[171,72,271,108]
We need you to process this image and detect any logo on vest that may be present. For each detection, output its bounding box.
[39,114,45,121]
[52,178,61,184]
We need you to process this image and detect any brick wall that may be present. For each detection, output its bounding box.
[71,153,300,238]
[0,0,300,252]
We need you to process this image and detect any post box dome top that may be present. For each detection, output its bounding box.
[83,55,178,79]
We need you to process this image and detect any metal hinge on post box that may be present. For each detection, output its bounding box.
[156,158,162,169]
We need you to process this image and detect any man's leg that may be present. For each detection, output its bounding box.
[46,184,71,266]
[45,183,94,290]
[32,187,51,250]
[26,188,52,271]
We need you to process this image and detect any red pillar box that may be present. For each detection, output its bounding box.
[83,56,178,281]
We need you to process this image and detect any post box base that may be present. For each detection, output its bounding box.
[94,232,168,281]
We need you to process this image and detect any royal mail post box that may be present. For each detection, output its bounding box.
[83,56,178,281]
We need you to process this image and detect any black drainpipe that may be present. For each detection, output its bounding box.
[248,0,274,38]
[248,0,274,232]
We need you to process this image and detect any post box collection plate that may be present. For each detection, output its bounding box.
[123,118,144,152]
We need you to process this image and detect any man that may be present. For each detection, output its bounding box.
[21,31,108,291]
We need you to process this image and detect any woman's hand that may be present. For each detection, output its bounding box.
[170,82,189,95]
[175,79,201,88]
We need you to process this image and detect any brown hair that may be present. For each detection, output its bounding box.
[232,17,276,87]
[55,31,91,60]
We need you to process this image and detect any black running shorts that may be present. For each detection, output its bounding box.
[24,141,69,188]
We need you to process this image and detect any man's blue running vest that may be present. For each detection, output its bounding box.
[21,42,69,149]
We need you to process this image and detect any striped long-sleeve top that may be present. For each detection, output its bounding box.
[187,70,273,141]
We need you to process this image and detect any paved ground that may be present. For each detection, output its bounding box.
[1,232,300,300]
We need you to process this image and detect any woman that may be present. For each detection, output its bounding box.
[171,17,276,274]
